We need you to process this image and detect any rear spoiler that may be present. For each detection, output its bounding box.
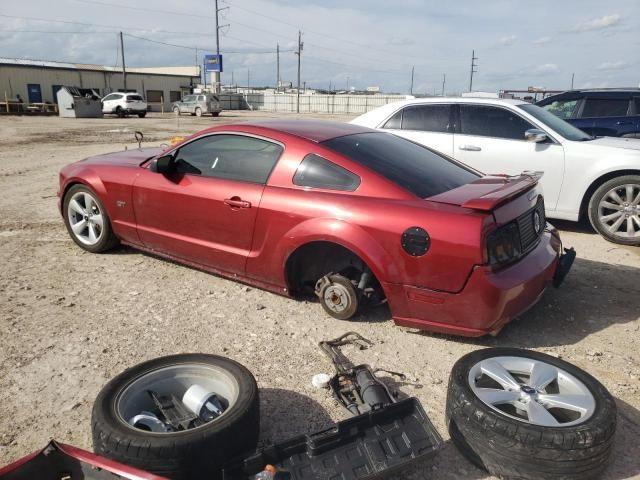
[429,171,544,212]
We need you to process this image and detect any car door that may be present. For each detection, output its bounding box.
[577,96,632,137]
[453,104,565,210]
[132,133,284,274]
[380,104,454,156]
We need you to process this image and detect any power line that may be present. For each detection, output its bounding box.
[71,0,203,18]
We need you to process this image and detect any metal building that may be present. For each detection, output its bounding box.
[0,58,200,111]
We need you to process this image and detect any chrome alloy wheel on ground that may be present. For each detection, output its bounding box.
[468,356,596,427]
[66,191,104,246]
[597,183,640,239]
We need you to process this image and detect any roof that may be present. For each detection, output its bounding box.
[238,119,375,143]
[0,57,199,77]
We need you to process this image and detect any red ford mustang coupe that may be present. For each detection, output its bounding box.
[58,120,573,336]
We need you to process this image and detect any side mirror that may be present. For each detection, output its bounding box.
[525,128,548,143]
[151,154,175,174]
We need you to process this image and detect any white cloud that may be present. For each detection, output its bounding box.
[497,35,517,46]
[532,63,558,75]
[533,36,551,45]
[596,61,629,71]
[570,14,621,33]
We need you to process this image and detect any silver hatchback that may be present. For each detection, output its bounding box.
[172,94,223,117]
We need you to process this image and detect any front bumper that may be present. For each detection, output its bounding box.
[384,229,570,337]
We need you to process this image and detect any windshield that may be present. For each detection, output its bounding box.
[322,132,480,198]
[517,104,593,141]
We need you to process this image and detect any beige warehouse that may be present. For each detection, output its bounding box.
[0,58,200,111]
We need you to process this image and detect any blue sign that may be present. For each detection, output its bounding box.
[204,54,223,73]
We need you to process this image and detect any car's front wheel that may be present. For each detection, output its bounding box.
[588,175,640,245]
[173,106,180,115]
[63,184,118,253]
[195,107,202,117]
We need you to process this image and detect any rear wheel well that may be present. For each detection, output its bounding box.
[285,241,380,299]
[580,170,640,220]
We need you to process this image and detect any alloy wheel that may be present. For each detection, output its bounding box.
[67,191,104,246]
[597,183,640,239]
[468,356,596,427]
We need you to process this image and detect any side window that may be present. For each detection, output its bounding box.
[582,98,629,117]
[382,110,402,129]
[198,95,206,101]
[459,105,535,140]
[634,98,640,115]
[174,134,283,184]
[401,105,451,132]
[543,99,579,119]
[293,154,360,191]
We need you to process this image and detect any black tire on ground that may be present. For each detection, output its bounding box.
[137,112,147,118]
[92,354,260,480]
[319,274,359,320]
[195,107,202,117]
[116,106,125,118]
[588,174,640,246]
[212,111,220,117]
[62,184,119,253]
[446,348,617,480]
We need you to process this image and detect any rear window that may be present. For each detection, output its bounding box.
[322,132,479,198]
[582,98,629,117]
[293,154,360,191]
[128,94,143,101]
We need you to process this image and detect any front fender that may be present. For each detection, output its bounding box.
[59,167,110,215]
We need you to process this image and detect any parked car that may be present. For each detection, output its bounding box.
[101,92,147,118]
[536,89,640,138]
[172,93,222,117]
[57,120,572,337]
[351,98,640,245]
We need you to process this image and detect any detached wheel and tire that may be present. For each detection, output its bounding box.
[588,175,640,245]
[446,348,616,480]
[318,274,359,320]
[63,184,118,253]
[92,354,259,480]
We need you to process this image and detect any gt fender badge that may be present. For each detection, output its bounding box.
[116,200,126,208]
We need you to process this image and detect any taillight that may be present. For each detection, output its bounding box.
[486,222,521,267]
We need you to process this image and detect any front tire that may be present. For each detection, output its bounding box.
[92,354,260,480]
[195,107,202,117]
[63,184,118,253]
[173,106,180,115]
[588,175,640,245]
[446,348,616,480]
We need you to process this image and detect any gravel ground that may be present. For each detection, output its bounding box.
[0,112,639,479]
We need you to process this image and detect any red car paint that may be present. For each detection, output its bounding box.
[0,440,167,479]
[58,120,563,336]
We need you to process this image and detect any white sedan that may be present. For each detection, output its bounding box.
[351,98,640,245]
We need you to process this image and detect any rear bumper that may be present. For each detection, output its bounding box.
[384,229,565,337]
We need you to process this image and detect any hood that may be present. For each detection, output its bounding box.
[586,136,640,151]
[428,172,541,211]
[80,147,162,167]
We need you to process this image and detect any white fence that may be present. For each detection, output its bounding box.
[218,93,409,115]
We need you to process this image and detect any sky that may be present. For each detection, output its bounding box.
[1,0,639,94]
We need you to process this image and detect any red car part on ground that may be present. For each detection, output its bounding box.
[0,440,167,480]
[57,120,571,336]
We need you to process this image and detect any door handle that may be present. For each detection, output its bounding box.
[615,121,632,125]
[224,197,251,209]
[458,145,482,151]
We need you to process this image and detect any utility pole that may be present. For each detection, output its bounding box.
[213,0,229,93]
[119,32,126,91]
[247,68,250,93]
[571,72,575,89]
[276,43,280,92]
[469,50,478,92]
[410,66,414,95]
[195,48,199,84]
[295,30,303,113]
[442,73,446,96]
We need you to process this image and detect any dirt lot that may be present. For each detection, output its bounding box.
[0,112,639,479]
